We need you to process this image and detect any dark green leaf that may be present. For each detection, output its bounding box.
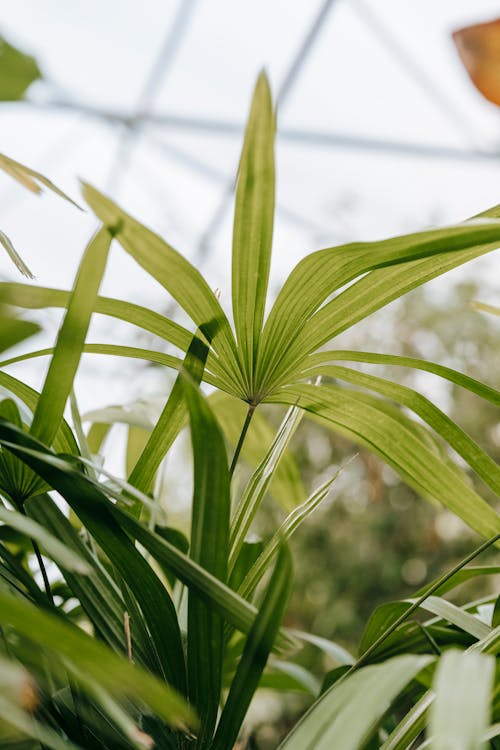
[211,546,292,750]
[0,421,187,693]
[184,379,230,745]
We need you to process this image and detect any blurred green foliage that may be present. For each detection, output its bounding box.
[0,36,41,101]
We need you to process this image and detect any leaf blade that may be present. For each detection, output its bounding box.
[212,546,292,750]
[184,380,231,744]
[267,383,500,540]
[232,71,275,390]
[428,650,494,750]
[30,227,113,445]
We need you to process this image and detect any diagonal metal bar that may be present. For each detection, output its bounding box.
[106,0,199,193]
[196,0,339,261]
[351,0,479,146]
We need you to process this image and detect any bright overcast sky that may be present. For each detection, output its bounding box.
[2,0,500,410]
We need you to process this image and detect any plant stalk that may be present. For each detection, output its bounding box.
[229,404,255,479]
[31,539,55,608]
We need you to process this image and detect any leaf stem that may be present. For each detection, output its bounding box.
[31,539,54,607]
[229,404,255,478]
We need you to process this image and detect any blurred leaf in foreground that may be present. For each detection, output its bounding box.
[0,36,41,100]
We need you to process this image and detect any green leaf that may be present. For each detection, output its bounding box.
[358,532,500,668]
[232,71,275,391]
[0,309,39,354]
[260,661,320,696]
[30,227,113,446]
[290,631,355,667]
[81,182,245,396]
[428,650,494,750]
[301,364,500,498]
[0,343,183,380]
[128,333,209,505]
[360,601,413,656]
[0,421,187,693]
[0,231,34,279]
[268,383,500,541]
[303,350,500,409]
[278,654,433,750]
[381,692,434,750]
[0,504,90,574]
[211,546,292,750]
[469,623,500,657]
[0,37,41,100]
[0,371,78,455]
[184,379,230,745]
[258,219,500,393]
[0,588,196,731]
[0,281,193,352]
[0,153,81,208]
[278,243,500,387]
[0,423,293,652]
[237,471,339,602]
[415,596,491,640]
[0,398,46,504]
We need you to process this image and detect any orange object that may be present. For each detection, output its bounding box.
[453,18,500,106]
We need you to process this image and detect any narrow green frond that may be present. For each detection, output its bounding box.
[302,350,500,409]
[258,220,500,393]
[237,469,342,601]
[184,379,230,745]
[211,546,292,750]
[232,71,275,391]
[267,383,500,541]
[81,182,246,395]
[0,421,187,693]
[30,227,113,446]
[300,363,500,499]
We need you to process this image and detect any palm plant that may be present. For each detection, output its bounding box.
[0,72,500,748]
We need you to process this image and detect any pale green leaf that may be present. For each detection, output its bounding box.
[258,219,500,393]
[428,650,494,750]
[267,383,500,541]
[30,227,113,446]
[81,182,245,396]
[278,655,433,750]
[300,363,500,498]
[414,596,491,640]
[0,231,34,279]
[231,71,275,390]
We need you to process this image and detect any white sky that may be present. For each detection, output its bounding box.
[2,0,500,412]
